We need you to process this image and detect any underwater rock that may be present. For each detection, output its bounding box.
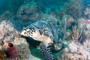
[78,18,90,29]
[17,2,42,21]
[85,20,90,29]
[0,11,13,21]
[14,38,28,45]
[84,29,90,38]
[6,42,19,58]
[0,20,30,60]
[78,18,90,38]
[68,41,78,53]
[61,15,75,39]
[0,20,16,43]
[62,15,75,28]
[64,0,84,19]
[59,41,90,60]
[83,39,90,53]
[84,7,90,19]
[29,54,42,60]
[78,18,86,29]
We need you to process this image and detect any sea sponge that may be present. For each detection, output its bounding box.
[0,50,7,59]
[6,42,19,58]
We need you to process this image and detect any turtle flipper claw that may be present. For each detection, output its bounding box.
[40,43,56,60]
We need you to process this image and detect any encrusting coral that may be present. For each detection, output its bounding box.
[0,20,30,60]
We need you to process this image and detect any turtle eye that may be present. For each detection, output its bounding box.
[24,32,26,34]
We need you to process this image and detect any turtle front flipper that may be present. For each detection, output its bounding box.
[40,43,56,60]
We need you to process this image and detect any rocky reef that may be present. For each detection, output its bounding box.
[0,0,90,60]
[17,2,42,21]
[0,20,30,60]
[60,41,90,60]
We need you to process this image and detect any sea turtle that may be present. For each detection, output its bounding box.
[15,21,60,60]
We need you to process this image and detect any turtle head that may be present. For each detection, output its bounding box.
[21,28,30,37]
[21,28,40,40]
[21,27,36,37]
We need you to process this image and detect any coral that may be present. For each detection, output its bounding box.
[78,18,86,29]
[84,7,90,19]
[0,20,16,44]
[0,50,7,59]
[58,15,75,39]
[0,20,30,60]
[73,26,82,42]
[86,20,90,29]
[0,11,12,21]
[78,18,90,29]
[83,39,90,53]
[17,2,42,21]
[14,38,28,45]
[57,41,90,60]
[16,1,44,27]
[57,0,84,19]
[6,42,19,58]
[65,30,72,41]
[84,7,90,15]
[78,18,90,38]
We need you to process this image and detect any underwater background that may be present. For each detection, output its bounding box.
[0,0,90,60]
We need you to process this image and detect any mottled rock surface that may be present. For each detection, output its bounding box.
[0,20,30,60]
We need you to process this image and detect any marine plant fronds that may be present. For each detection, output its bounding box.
[72,26,82,42]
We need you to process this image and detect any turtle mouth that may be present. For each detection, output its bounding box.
[48,43,53,47]
[20,31,24,35]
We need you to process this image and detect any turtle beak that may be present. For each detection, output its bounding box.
[21,30,26,36]
[20,30,24,36]
[50,40,53,44]
[48,40,53,46]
